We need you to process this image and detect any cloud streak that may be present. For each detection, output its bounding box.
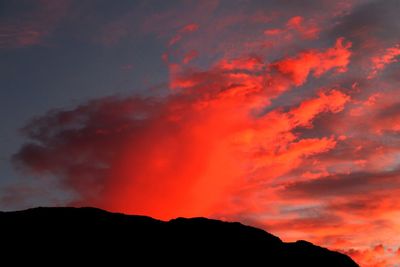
[0,0,70,49]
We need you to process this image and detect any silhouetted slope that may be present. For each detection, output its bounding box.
[0,207,359,266]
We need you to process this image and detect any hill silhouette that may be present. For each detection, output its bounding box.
[0,207,359,266]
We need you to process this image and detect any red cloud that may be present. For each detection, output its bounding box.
[215,56,264,71]
[13,38,352,220]
[264,28,283,36]
[368,44,400,78]
[182,50,199,64]
[264,16,320,41]
[289,90,350,127]
[286,16,320,40]
[169,23,200,46]
[9,1,400,266]
[181,23,199,33]
[168,38,351,104]
[272,38,351,86]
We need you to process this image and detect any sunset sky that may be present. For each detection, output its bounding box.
[1,1,400,266]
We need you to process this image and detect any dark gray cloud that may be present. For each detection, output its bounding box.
[376,102,400,119]
[0,0,70,48]
[12,96,161,206]
[282,169,400,198]
[329,0,400,47]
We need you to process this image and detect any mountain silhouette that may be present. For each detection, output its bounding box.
[0,207,358,266]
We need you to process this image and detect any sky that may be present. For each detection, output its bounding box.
[1,0,400,266]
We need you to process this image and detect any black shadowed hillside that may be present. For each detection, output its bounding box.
[0,207,359,266]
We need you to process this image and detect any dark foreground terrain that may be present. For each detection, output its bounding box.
[0,207,358,266]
